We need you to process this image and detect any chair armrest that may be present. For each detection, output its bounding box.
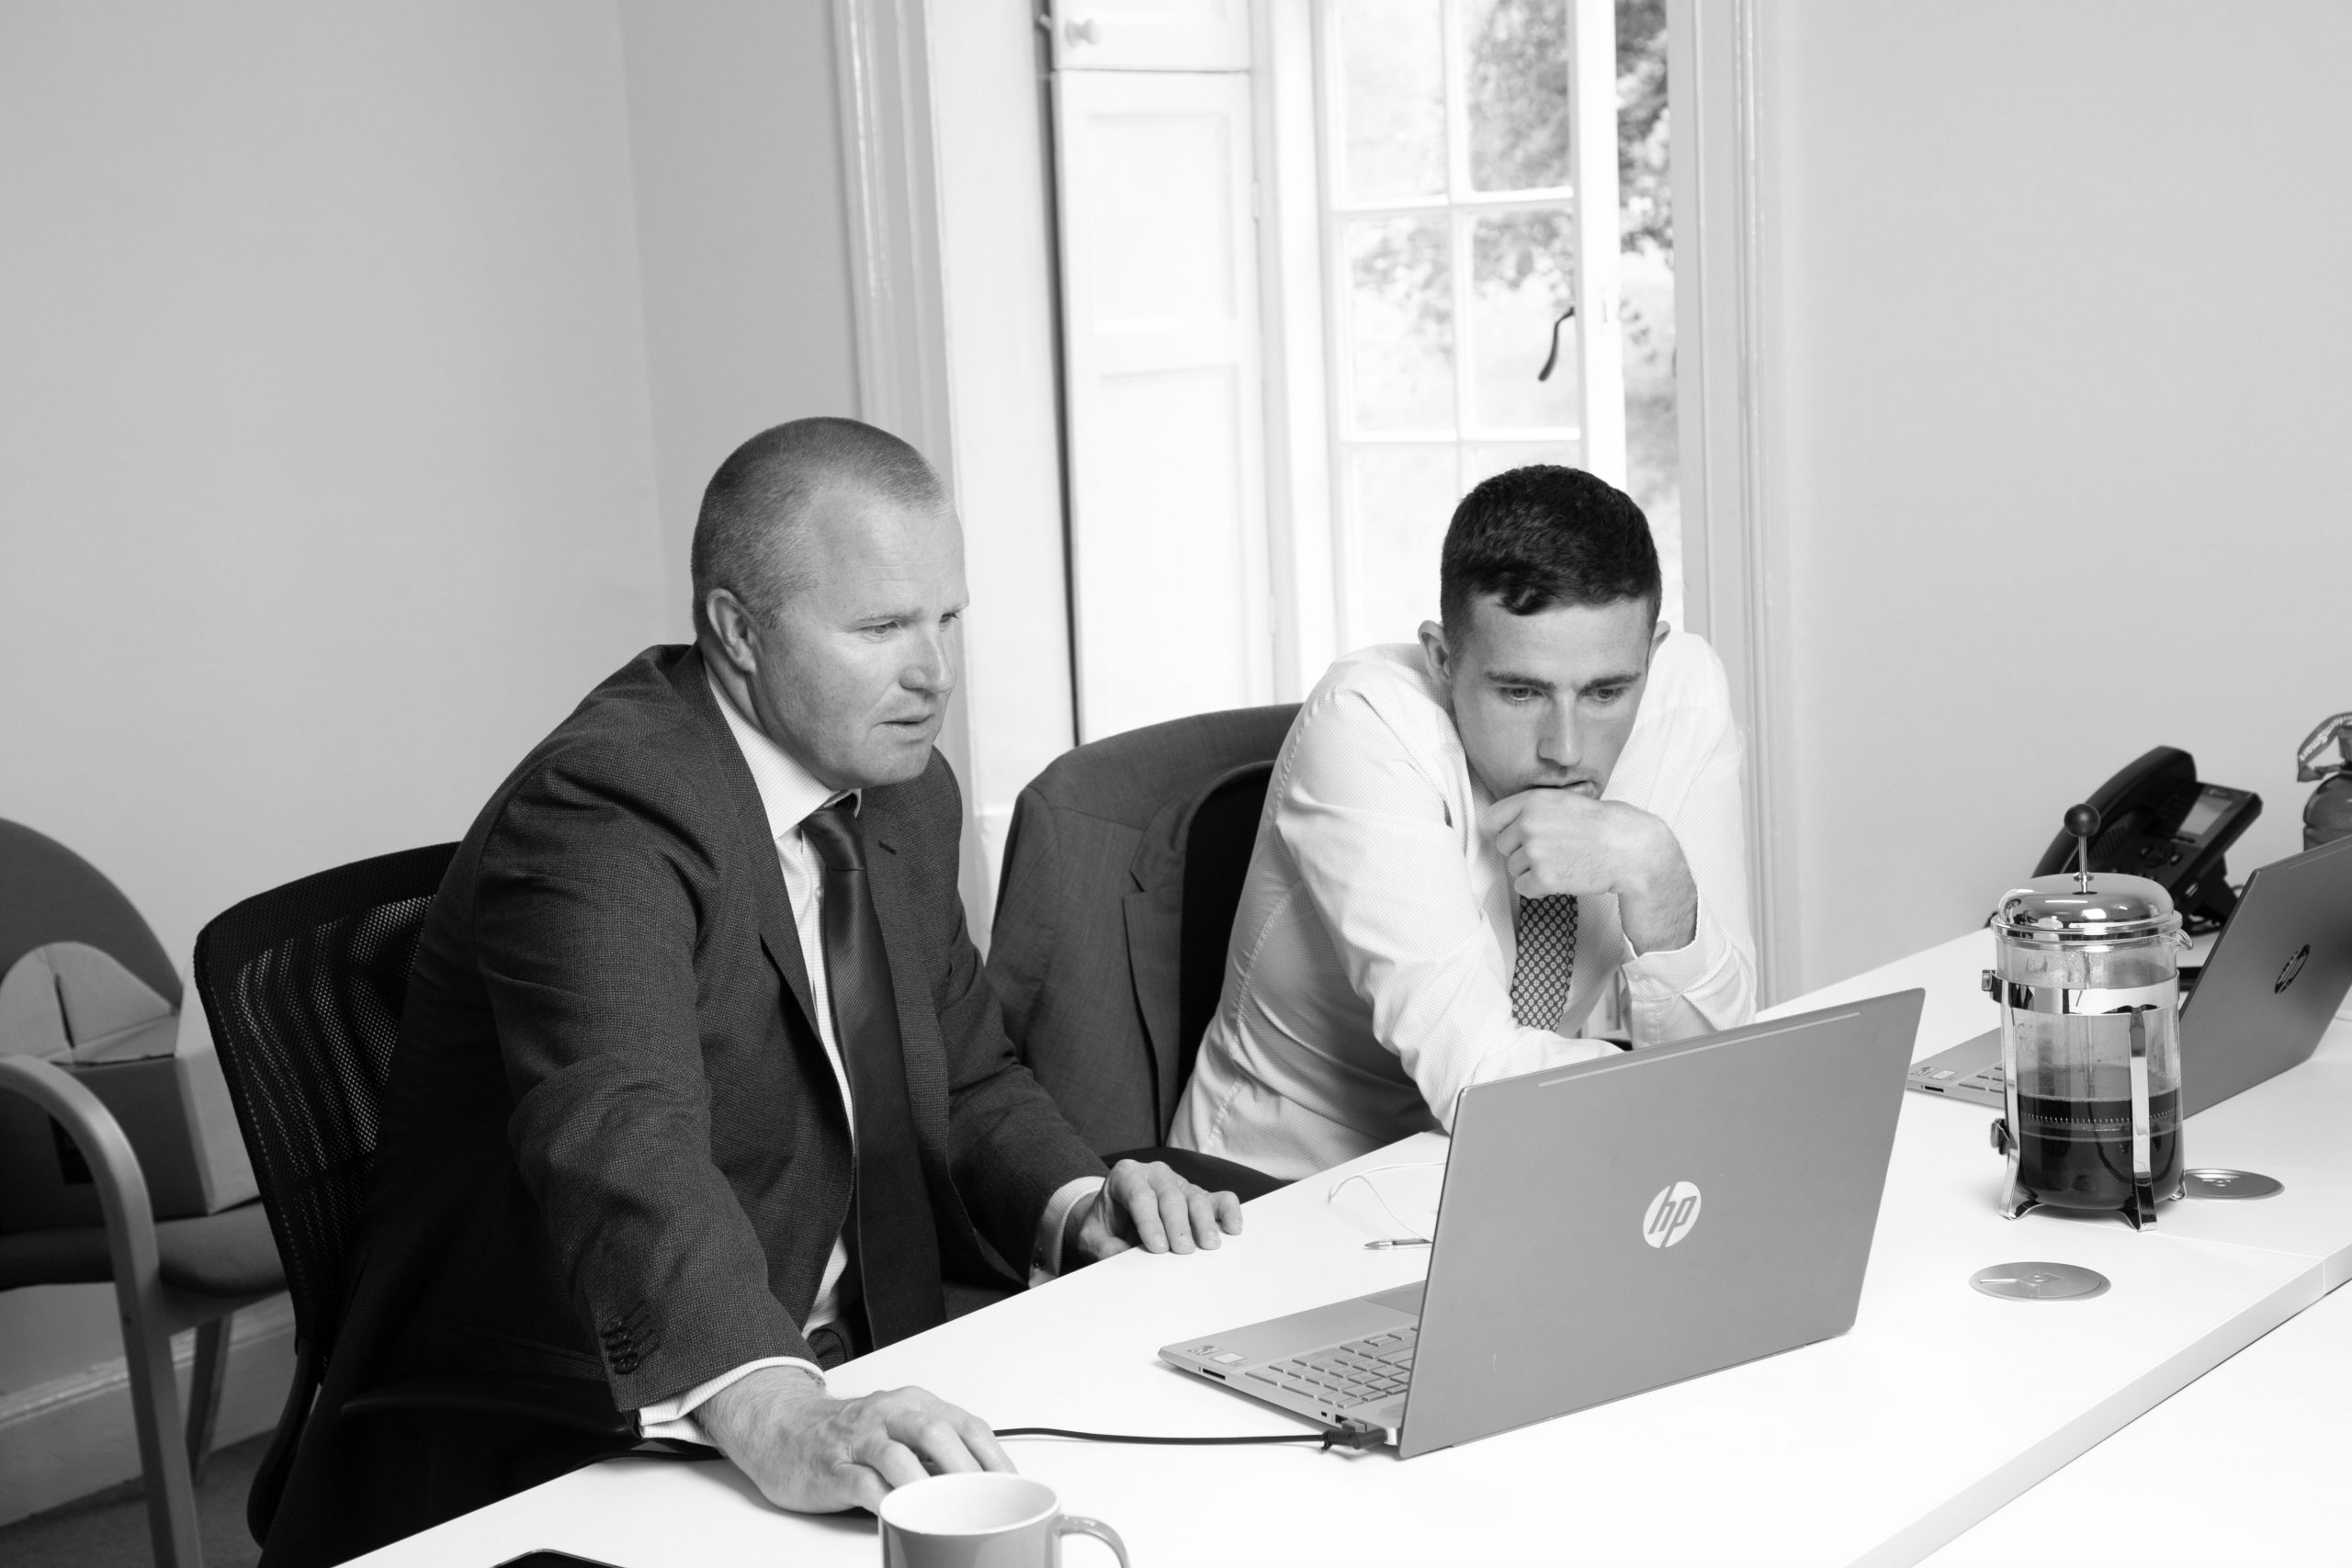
[0,1055,201,1565]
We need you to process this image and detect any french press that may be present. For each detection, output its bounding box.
[1984,806,2188,1229]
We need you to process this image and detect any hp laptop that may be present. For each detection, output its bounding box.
[1907,832,2352,1114]
[1159,991,1924,1459]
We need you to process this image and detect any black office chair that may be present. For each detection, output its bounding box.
[191,842,456,1546]
[0,820,286,1568]
[194,840,653,1547]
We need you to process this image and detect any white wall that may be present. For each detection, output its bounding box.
[1758,0,2352,992]
[0,0,1020,1521]
[0,0,666,1498]
[0,1,668,976]
[619,0,865,636]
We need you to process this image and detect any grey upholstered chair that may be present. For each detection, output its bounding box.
[0,819,285,1568]
[988,705,1299,1196]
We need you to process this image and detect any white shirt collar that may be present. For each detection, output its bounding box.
[706,667,855,840]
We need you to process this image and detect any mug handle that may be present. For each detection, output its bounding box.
[1056,1514,1131,1567]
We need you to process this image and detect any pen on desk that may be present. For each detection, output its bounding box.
[1363,1237,1431,1250]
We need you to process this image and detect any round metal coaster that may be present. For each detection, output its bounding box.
[2181,1168,2285,1201]
[1970,1262,2111,1302]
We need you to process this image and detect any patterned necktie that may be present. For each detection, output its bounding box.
[799,799,944,1349]
[1510,894,1579,1032]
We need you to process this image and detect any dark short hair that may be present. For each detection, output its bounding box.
[1437,465,1661,637]
[689,417,946,641]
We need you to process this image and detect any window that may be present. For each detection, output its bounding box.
[1311,0,1680,648]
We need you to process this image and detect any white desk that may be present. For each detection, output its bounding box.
[350,934,2352,1568]
[1920,1277,2352,1566]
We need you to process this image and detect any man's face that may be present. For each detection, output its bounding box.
[734,485,967,793]
[1419,594,1664,801]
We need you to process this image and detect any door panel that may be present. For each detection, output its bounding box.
[1047,0,1250,72]
[1055,69,1271,740]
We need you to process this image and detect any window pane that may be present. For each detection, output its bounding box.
[1345,216,1454,433]
[1467,209,1577,432]
[1333,0,1447,204]
[1464,0,1569,192]
[1343,445,1459,646]
[1463,441,1579,493]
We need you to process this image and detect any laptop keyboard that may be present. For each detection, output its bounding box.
[1248,1326,1417,1407]
[1916,1060,2004,1092]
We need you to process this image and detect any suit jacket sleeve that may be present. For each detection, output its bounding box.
[472,757,807,1408]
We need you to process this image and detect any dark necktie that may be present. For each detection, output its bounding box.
[1510,894,1578,1032]
[799,799,944,1348]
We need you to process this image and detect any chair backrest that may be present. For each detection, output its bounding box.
[1176,761,1277,1098]
[989,705,1297,1151]
[191,843,455,1364]
[0,818,181,1010]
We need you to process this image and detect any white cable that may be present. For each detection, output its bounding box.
[1325,1160,1445,1243]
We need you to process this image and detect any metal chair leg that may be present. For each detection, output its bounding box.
[187,1313,232,1483]
[123,1283,204,1568]
[0,1056,205,1568]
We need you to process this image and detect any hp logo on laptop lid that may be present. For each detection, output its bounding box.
[2276,943,2310,993]
[1643,1181,1703,1248]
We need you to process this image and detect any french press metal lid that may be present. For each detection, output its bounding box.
[1991,879,2177,941]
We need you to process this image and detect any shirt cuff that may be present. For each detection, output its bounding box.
[1622,900,1734,1000]
[1030,1175,1107,1285]
[634,1356,828,1445]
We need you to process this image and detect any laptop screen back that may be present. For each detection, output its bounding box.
[1398,990,1924,1459]
[2181,832,2352,1117]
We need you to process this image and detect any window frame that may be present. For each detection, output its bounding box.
[1269,0,1631,659]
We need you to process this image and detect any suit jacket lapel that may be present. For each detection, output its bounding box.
[753,880,822,1060]
[670,649,825,1046]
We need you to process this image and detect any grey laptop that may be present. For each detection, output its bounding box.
[1159,990,1924,1459]
[1906,833,2352,1113]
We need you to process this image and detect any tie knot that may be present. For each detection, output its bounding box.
[799,797,865,872]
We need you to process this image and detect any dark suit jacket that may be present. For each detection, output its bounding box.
[263,645,1104,1567]
[988,705,1298,1153]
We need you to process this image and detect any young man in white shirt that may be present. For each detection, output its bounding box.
[1172,466,1756,1180]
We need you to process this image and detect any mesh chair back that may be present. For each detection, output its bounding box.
[192,844,455,1363]
[1175,761,1276,1125]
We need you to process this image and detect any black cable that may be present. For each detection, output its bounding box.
[995,1425,1384,1451]
[611,1427,1385,1461]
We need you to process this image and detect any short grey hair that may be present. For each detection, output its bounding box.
[689,417,946,641]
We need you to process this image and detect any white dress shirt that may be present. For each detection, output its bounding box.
[638,675,1102,1442]
[1170,630,1756,1181]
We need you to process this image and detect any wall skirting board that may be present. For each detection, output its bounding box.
[0,1292,295,1528]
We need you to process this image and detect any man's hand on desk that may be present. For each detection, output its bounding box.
[1066,1158,1244,1263]
[1486,789,1699,956]
[700,1364,1012,1514]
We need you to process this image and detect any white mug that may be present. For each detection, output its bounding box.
[877,1473,1129,1568]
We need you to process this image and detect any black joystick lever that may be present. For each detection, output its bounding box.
[2064,803,2101,886]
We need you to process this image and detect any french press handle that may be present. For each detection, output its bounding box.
[2120,1004,2159,1230]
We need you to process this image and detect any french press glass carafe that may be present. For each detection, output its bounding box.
[1984,814,2188,1229]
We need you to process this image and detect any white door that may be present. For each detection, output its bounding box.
[1053,69,1272,740]
[1046,0,1250,71]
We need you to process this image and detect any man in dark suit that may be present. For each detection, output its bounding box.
[262,419,1241,1566]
